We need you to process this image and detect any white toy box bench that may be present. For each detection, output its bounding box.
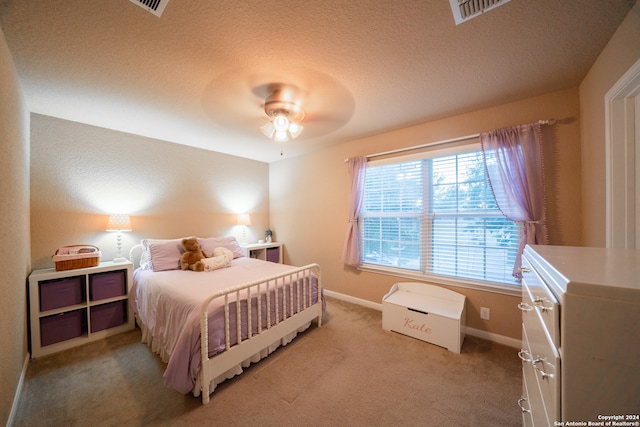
[382,282,466,353]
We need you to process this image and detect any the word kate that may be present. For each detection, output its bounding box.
[403,317,432,334]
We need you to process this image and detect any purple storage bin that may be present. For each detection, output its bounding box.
[40,310,84,346]
[90,301,126,332]
[266,247,280,263]
[39,276,85,311]
[90,270,126,301]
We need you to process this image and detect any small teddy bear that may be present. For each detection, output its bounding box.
[180,237,207,271]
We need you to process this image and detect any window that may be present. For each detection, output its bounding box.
[360,144,520,286]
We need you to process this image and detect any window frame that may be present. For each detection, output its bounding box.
[357,142,521,297]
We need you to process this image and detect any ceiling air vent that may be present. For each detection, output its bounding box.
[450,0,511,25]
[130,0,169,17]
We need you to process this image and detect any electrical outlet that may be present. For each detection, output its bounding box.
[480,307,490,320]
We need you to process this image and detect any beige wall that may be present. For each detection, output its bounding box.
[0,30,30,425]
[30,115,271,269]
[270,88,582,341]
[579,2,640,247]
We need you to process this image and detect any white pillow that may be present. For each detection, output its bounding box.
[139,244,151,270]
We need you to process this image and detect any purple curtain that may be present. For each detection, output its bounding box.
[480,124,548,278]
[342,157,367,266]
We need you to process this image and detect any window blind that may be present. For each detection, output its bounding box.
[360,148,520,286]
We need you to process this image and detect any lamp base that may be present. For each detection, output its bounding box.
[113,257,128,263]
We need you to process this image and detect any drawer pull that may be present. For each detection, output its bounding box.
[519,267,531,274]
[533,296,553,312]
[533,362,555,380]
[517,397,531,413]
[517,302,533,312]
[518,349,533,363]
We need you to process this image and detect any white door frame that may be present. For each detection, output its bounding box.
[605,58,640,249]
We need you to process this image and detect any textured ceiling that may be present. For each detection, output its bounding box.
[0,0,636,163]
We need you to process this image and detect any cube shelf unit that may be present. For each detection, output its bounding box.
[240,242,283,263]
[28,261,135,358]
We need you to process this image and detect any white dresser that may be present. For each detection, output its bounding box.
[518,245,640,425]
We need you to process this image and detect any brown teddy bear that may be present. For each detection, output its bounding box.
[180,237,207,271]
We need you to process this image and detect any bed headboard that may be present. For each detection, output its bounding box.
[129,244,145,269]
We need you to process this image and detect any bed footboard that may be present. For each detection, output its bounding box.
[198,263,322,404]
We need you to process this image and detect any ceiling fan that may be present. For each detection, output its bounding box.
[201,66,355,143]
[259,85,306,142]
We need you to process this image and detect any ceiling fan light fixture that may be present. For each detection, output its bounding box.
[260,88,305,143]
[272,114,290,132]
[273,130,289,142]
[259,121,275,138]
[288,121,303,139]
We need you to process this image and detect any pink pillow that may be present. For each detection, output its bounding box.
[198,236,244,259]
[142,238,185,271]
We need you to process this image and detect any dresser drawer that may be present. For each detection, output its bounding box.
[521,323,551,426]
[520,281,539,344]
[520,366,534,427]
[524,309,560,425]
[521,258,560,347]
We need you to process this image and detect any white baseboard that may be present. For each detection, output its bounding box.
[324,289,521,349]
[464,327,521,348]
[7,353,29,426]
[324,289,383,311]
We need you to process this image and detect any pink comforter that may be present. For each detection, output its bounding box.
[132,257,322,394]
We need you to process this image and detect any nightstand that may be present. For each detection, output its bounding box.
[28,261,134,358]
[240,242,283,263]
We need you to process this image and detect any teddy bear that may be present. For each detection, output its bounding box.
[180,237,207,271]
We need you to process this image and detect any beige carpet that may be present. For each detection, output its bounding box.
[13,297,522,426]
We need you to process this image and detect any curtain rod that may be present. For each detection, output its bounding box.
[344,118,556,163]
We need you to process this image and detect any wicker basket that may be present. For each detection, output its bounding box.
[53,245,101,271]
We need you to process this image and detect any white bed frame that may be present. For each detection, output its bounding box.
[129,245,323,404]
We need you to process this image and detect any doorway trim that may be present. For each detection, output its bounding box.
[605,57,640,249]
